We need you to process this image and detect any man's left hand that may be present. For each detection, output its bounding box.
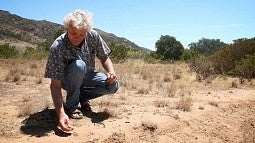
[106,73,117,84]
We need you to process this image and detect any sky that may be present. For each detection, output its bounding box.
[1,0,255,51]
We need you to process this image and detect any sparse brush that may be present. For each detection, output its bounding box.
[141,121,158,132]
[104,132,126,143]
[167,82,176,97]
[208,101,219,107]
[231,81,238,88]
[36,75,43,84]
[172,67,182,80]
[13,73,21,82]
[102,108,117,118]
[163,75,171,82]
[173,73,181,80]
[176,96,193,111]
[140,70,152,80]
[30,63,38,69]
[5,74,11,82]
[18,102,32,117]
[137,87,149,94]
[154,100,168,107]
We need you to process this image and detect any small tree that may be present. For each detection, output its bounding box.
[189,38,227,55]
[155,35,184,60]
[109,44,129,63]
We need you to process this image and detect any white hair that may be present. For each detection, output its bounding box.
[63,9,93,31]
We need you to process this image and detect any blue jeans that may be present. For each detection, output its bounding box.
[62,60,119,110]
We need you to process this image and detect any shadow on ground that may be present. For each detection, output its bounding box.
[20,108,71,137]
[20,108,111,137]
[83,110,110,124]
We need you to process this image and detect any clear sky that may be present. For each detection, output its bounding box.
[1,0,255,50]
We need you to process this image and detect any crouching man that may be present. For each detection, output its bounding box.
[44,9,119,132]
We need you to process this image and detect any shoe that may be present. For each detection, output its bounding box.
[68,108,83,119]
[80,100,92,111]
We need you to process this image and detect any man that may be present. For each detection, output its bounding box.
[45,9,119,132]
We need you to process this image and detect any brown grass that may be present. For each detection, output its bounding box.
[176,96,193,111]
[0,58,255,142]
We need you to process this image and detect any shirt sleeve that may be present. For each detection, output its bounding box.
[94,31,111,61]
[44,43,65,80]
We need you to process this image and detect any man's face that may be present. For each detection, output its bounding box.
[67,25,86,46]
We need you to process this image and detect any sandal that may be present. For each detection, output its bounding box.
[69,109,83,119]
[80,100,92,111]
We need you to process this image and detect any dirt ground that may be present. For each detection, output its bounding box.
[0,59,254,143]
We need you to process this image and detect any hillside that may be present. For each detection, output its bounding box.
[0,10,150,52]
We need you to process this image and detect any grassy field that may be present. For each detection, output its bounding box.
[0,58,254,143]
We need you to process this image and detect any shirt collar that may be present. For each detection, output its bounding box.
[64,33,85,51]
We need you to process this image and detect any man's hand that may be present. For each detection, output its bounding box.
[106,72,117,84]
[57,113,73,133]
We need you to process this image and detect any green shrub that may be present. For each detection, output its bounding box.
[127,49,146,59]
[189,37,255,79]
[23,44,50,59]
[181,49,200,61]
[109,45,129,63]
[0,43,19,58]
[212,38,255,74]
[144,51,161,64]
[234,54,255,79]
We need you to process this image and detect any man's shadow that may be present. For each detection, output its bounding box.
[20,108,110,137]
[82,109,110,124]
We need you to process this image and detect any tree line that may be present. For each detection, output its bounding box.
[0,30,254,79]
[149,35,255,79]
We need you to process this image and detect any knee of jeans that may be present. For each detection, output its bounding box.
[72,60,86,73]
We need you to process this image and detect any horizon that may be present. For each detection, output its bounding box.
[1,0,255,50]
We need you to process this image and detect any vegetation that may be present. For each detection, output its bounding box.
[23,44,49,60]
[1,9,255,79]
[155,35,184,61]
[0,29,22,40]
[0,43,50,59]
[109,44,129,63]
[190,37,255,79]
[189,38,227,55]
[0,43,19,58]
[144,51,161,63]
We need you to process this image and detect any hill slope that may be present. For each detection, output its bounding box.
[0,10,150,52]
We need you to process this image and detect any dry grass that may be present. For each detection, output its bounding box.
[208,101,219,107]
[154,100,168,107]
[141,120,158,132]
[18,95,33,117]
[176,96,193,111]
[0,58,255,142]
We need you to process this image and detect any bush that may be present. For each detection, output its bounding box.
[190,37,255,79]
[0,43,19,58]
[144,51,161,63]
[155,35,184,60]
[189,55,215,79]
[234,54,255,79]
[212,38,255,74]
[23,44,50,59]
[109,45,129,63]
[126,49,146,59]
[181,49,200,61]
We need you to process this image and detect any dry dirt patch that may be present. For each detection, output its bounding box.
[0,59,254,143]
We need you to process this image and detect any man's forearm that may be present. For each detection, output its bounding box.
[50,82,65,116]
[101,57,115,74]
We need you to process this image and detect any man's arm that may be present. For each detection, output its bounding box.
[50,79,73,132]
[101,57,117,84]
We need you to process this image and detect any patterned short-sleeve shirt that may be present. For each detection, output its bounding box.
[44,29,110,80]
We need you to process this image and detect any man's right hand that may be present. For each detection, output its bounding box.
[57,112,74,132]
